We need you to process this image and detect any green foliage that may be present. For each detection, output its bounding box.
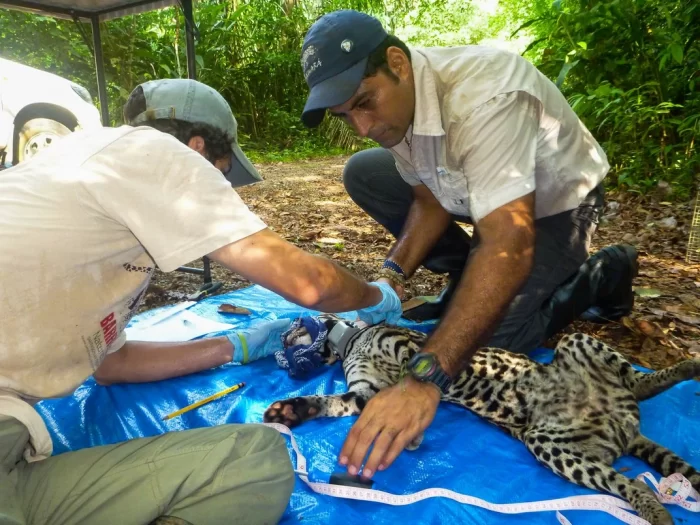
[513,0,699,196]
[0,0,697,195]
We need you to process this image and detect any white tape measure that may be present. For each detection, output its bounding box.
[266,423,699,525]
[637,471,700,512]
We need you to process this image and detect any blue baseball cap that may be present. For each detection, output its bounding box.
[301,10,387,128]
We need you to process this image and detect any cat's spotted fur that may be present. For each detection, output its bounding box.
[264,319,700,525]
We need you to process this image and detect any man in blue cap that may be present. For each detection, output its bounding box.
[300,10,638,479]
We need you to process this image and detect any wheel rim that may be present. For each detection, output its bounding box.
[23,131,62,159]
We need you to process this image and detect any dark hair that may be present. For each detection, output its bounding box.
[363,35,411,80]
[123,85,233,162]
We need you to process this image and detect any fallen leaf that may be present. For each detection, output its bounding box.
[658,217,677,229]
[641,337,657,352]
[638,269,659,278]
[673,314,700,326]
[636,320,664,338]
[218,304,251,315]
[637,357,652,369]
[317,237,344,244]
[622,316,637,332]
[664,305,686,314]
[619,467,632,473]
[300,230,321,240]
[678,293,700,309]
[634,287,663,298]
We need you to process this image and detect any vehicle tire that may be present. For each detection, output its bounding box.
[14,118,71,163]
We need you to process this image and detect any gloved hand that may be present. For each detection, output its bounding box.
[355,281,403,326]
[226,318,293,364]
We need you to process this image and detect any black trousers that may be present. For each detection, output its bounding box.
[344,148,605,353]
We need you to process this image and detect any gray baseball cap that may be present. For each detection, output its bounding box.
[127,78,262,187]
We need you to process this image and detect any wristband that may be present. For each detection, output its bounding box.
[382,259,405,277]
[376,267,406,288]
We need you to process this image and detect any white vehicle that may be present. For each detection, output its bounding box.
[0,57,103,166]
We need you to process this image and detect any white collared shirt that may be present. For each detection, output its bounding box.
[390,46,609,223]
[0,126,266,461]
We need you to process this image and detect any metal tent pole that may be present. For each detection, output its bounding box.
[91,16,110,126]
[182,0,197,80]
[176,0,213,285]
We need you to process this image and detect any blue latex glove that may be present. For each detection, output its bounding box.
[356,281,402,325]
[226,318,292,364]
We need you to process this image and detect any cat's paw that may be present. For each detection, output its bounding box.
[263,397,320,428]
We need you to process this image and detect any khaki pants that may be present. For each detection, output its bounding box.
[0,416,294,525]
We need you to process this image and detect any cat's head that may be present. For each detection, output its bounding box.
[282,314,362,365]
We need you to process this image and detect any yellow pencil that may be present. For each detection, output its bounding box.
[162,382,246,421]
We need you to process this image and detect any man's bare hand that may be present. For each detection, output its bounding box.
[338,377,440,478]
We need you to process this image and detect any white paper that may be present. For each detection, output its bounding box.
[125,309,235,342]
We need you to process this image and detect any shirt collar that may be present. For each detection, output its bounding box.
[408,48,445,137]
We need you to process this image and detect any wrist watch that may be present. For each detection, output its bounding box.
[406,351,451,394]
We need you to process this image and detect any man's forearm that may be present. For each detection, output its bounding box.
[93,337,233,385]
[422,239,533,377]
[209,229,382,313]
[309,255,382,311]
[386,193,452,277]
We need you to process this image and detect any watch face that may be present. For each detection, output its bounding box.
[411,354,437,379]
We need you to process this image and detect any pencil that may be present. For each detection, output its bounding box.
[162,382,246,420]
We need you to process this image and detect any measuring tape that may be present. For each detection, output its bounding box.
[637,471,700,512]
[265,423,699,525]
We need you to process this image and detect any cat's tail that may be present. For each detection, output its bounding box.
[630,358,700,401]
[628,434,700,492]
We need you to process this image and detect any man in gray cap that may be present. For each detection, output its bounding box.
[300,10,638,480]
[0,78,401,524]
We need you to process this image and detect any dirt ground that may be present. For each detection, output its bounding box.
[142,155,700,371]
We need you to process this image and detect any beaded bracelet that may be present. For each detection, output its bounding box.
[382,259,406,277]
[376,267,406,288]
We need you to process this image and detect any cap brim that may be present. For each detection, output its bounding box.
[225,142,263,188]
[301,57,368,128]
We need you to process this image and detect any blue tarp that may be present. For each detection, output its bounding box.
[36,285,700,525]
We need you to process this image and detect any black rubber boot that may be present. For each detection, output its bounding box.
[541,244,639,339]
[578,244,639,323]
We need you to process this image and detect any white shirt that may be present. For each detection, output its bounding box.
[0,126,266,461]
[390,46,610,223]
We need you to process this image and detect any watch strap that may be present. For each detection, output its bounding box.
[408,352,451,394]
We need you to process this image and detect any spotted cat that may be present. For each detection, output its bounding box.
[264,318,700,525]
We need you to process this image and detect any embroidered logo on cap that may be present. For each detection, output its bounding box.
[302,45,322,80]
[340,39,354,53]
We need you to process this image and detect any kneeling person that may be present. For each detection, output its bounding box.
[0,78,402,524]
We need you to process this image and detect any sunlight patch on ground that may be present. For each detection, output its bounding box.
[314,200,348,207]
[285,175,323,182]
